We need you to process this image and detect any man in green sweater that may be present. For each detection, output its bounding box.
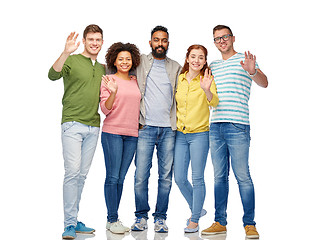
[48,24,105,239]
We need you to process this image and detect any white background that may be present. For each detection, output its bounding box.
[1,0,319,239]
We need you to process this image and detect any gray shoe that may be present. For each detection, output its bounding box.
[154,219,168,233]
[131,217,148,231]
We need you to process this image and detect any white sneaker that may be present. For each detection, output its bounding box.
[110,221,130,234]
[106,221,111,230]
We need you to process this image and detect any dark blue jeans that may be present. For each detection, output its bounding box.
[209,123,255,227]
[101,132,138,223]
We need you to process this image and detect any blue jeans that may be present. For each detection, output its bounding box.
[134,125,176,220]
[209,123,255,227]
[61,121,99,228]
[101,132,138,223]
[174,131,209,223]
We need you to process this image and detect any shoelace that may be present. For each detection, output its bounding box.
[156,219,164,225]
[66,225,75,231]
[245,225,255,232]
[77,222,85,227]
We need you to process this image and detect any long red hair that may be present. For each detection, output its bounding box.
[181,44,208,76]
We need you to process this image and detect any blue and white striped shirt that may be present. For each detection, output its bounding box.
[209,53,259,125]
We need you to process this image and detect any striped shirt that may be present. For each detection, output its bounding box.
[209,53,259,125]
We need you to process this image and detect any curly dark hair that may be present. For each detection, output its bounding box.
[105,42,140,72]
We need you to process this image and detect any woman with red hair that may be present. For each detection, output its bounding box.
[174,45,219,233]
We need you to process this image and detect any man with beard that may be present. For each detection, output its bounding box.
[131,25,181,233]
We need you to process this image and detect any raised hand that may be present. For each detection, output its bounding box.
[102,75,118,94]
[240,51,256,75]
[64,32,80,54]
[200,68,213,92]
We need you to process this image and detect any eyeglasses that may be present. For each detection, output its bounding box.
[214,34,232,43]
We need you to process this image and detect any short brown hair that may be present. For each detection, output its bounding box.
[213,25,233,36]
[83,24,103,39]
[181,44,208,76]
[105,42,141,72]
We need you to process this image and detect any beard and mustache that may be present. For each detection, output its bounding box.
[151,46,167,59]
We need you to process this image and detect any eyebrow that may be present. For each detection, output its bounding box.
[153,37,168,41]
[190,54,205,57]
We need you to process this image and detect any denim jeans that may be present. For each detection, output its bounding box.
[61,121,99,228]
[174,131,209,223]
[209,122,255,227]
[101,132,138,223]
[134,125,176,220]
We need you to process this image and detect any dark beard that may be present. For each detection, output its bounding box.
[152,46,167,59]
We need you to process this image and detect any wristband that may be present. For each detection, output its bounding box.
[248,69,257,77]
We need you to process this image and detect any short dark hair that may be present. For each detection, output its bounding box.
[213,25,233,36]
[83,24,103,39]
[151,25,169,39]
[105,42,141,72]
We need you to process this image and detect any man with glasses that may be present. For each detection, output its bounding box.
[201,25,268,239]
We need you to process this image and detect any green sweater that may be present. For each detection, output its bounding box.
[48,54,105,127]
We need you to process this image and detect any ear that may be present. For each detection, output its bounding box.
[149,40,152,47]
[82,38,85,45]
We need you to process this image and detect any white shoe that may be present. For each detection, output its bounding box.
[106,221,111,230]
[110,221,130,234]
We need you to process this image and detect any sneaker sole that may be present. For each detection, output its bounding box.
[246,235,259,239]
[62,236,75,239]
[155,228,168,233]
[131,226,148,231]
[75,230,95,234]
[201,231,226,235]
[110,229,126,234]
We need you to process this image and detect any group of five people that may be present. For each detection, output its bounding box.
[48,24,268,239]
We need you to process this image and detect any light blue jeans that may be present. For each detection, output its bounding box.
[209,122,255,227]
[174,131,209,223]
[134,125,176,220]
[101,132,138,223]
[61,121,99,228]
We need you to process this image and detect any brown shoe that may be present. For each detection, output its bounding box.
[244,225,259,239]
[201,222,226,235]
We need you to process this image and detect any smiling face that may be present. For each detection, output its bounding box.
[82,32,103,59]
[187,48,207,73]
[213,28,235,56]
[114,51,132,73]
[149,31,169,59]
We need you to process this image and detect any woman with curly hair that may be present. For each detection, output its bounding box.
[100,42,141,234]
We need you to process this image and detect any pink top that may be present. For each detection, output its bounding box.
[100,74,141,137]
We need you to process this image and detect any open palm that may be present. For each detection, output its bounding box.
[102,75,118,93]
[200,68,213,92]
[64,32,80,54]
[240,51,256,74]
